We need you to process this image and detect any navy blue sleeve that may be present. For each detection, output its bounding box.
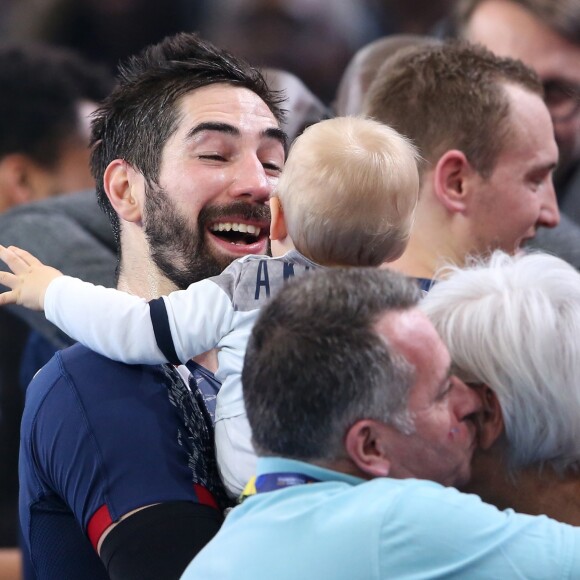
[19,344,222,575]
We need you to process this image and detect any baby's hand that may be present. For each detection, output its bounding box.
[0,245,63,310]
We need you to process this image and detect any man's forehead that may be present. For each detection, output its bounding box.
[467,0,580,81]
[499,83,558,163]
[376,308,443,357]
[176,83,280,131]
[377,307,451,395]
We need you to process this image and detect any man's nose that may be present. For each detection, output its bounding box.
[538,180,560,229]
[229,156,274,203]
[453,377,484,418]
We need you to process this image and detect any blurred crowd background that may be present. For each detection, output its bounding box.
[0,0,452,105]
[4,2,580,578]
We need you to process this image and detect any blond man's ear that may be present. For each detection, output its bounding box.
[432,149,474,215]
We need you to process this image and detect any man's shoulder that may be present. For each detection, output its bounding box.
[33,342,163,378]
[255,476,502,530]
[189,475,580,578]
[361,477,492,520]
[236,475,441,523]
[330,476,455,520]
[330,478,578,575]
[186,478,458,579]
[26,344,178,416]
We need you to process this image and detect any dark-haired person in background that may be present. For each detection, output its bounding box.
[0,42,112,579]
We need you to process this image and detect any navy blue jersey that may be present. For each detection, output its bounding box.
[19,343,226,578]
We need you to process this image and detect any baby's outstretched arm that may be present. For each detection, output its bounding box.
[0,244,237,367]
[1,241,236,366]
[0,245,63,310]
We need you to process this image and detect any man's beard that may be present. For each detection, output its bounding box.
[143,182,270,289]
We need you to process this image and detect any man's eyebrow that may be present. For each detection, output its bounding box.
[185,122,287,150]
[541,161,558,172]
[263,127,288,150]
[527,161,558,176]
[186,122,240,141]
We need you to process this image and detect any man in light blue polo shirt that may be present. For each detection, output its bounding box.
[183,268,580,579]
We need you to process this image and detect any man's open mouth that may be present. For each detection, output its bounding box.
[209,221,265,245]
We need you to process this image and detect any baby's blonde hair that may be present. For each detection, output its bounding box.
[275,116,419,266]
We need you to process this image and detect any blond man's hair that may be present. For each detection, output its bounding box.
[274,116,419,267]
[364,41,542,179]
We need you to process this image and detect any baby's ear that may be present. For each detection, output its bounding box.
[269,196,287,241]
[103,160,143,223]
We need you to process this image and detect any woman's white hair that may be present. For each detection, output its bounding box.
[421,251,580,474]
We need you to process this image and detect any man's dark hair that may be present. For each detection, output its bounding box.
[364,40,542,178]
[242,268,421,462]
[90,32,286,248]
[0,42,112,167]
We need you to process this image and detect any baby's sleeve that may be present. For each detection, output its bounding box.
[150,278,237,365]
[45,276,166,363]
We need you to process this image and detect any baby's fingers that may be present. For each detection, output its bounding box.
[7,246,45,268]
[0,245,30,274]
[0,245,44,273]
[0,271,17,290]
[0,288,18,306]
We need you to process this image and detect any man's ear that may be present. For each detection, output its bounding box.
[344,419,391,478]
[269,196,288,241]
[472,384,504,450]
[103,159,143,223]
[0,154,36,207]
[432,150,472,214]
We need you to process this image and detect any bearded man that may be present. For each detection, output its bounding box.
[17,32,286,580]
